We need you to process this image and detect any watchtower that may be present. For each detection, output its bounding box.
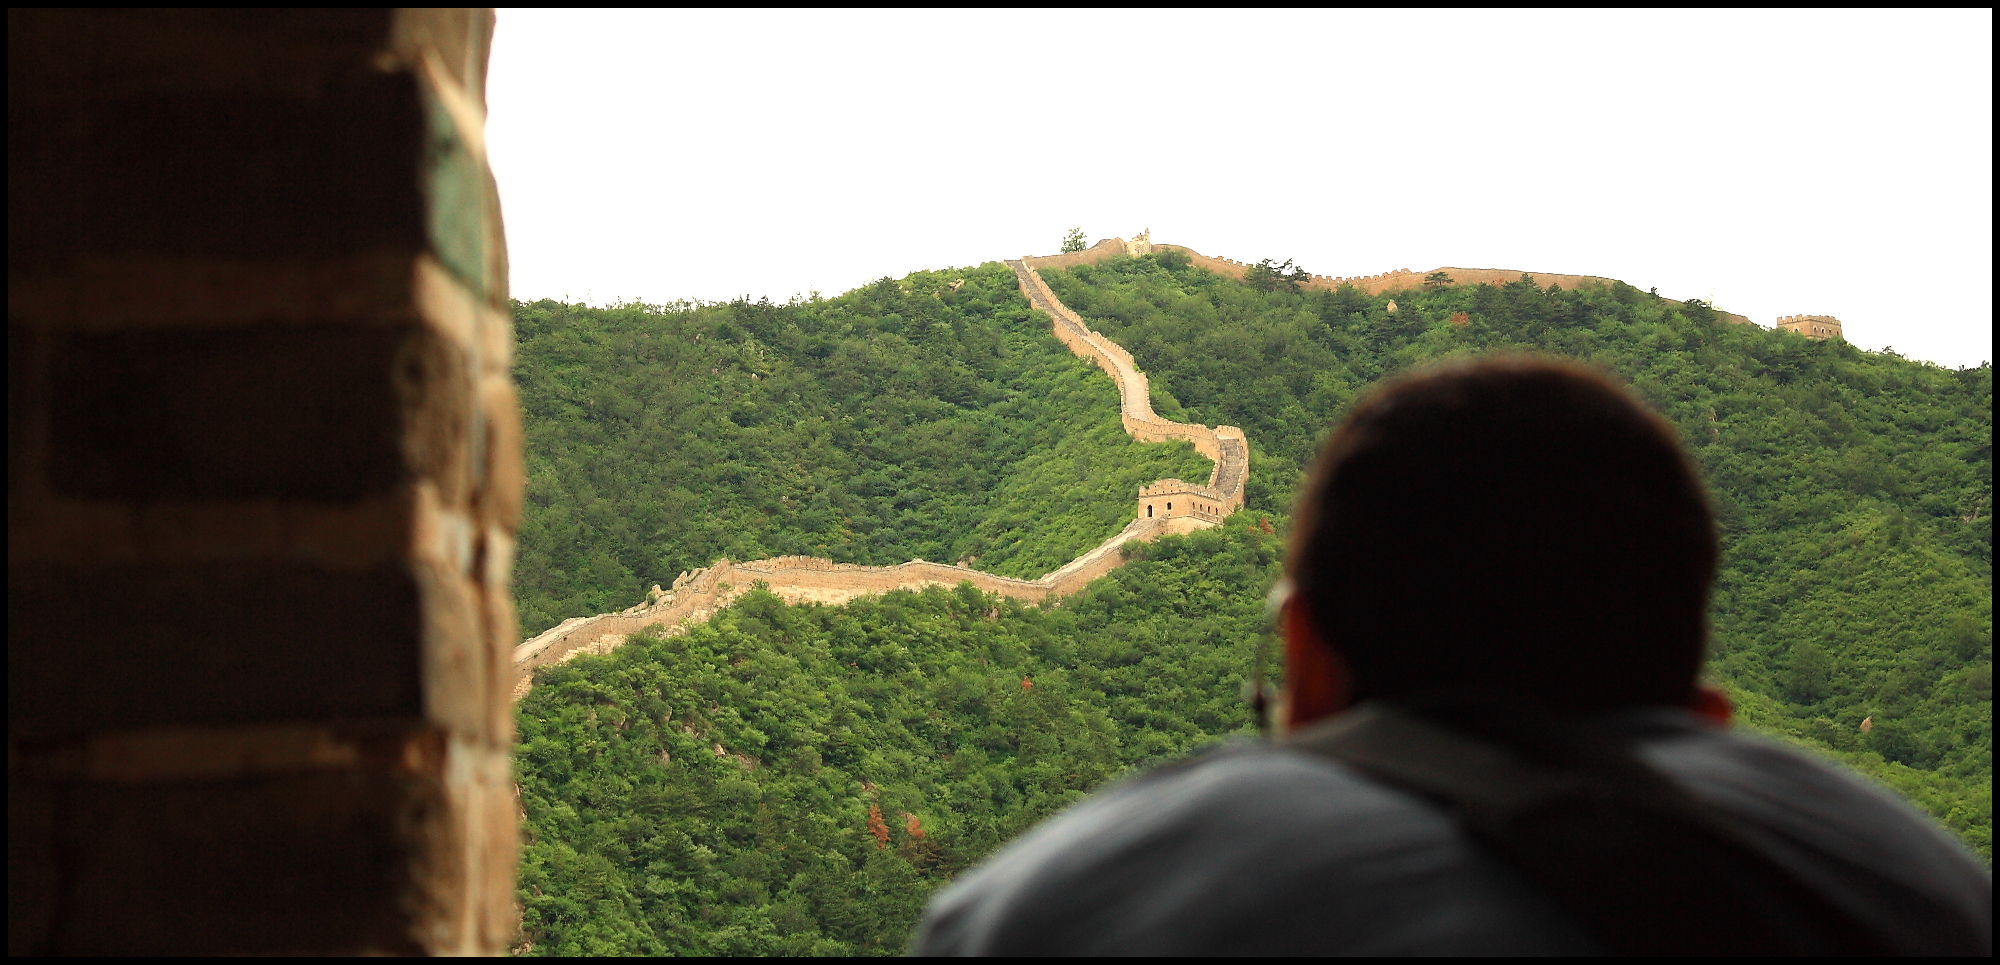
[1776,315,1843,340]
[1138,479,1228,524]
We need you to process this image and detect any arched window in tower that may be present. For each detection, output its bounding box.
[1146,504,1154,518]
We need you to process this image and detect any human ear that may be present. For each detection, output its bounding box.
[1281,594,1352,732]
[1688,684,1732,726]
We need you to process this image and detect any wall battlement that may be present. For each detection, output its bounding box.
[1776,314,1843,340]
[1040,236,1758,328]
[513,250,1250,698]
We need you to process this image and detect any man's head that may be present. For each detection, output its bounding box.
[1284,356,1718,716]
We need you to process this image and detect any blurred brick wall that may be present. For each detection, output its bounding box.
[9,9,520,954]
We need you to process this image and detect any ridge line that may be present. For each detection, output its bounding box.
[512,253,1251,698]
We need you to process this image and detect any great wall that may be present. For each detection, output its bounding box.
[1043,230,1765,328]
[511,257,1248,697]
[513,233,1823,698]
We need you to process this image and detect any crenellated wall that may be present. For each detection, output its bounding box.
[1009,262,1248,505]
[1047,236,1757,327]
[512,254,1249,697]
[1775,314,1843,340]
[508,513,1214,697]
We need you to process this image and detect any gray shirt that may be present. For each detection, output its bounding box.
[912,709,1991,955]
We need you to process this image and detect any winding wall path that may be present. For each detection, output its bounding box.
[511,257,1249,698]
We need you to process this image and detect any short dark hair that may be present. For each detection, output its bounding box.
[1286,357,1718,711]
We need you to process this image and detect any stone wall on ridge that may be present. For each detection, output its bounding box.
[511,255,1247,697]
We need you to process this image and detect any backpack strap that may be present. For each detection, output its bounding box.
[1283,700,1892,956]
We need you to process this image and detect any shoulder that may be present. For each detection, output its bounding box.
[1631,712,1992,954]
[912,741,1597,956]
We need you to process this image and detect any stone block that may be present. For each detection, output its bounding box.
[280,489,420,572]
[410,481,477,577]
[479,774,523,948]
[7,777,58,955]
[482,584,520,747]
[6,10,397,103]
[8,71,428,266]
[8,563,423,742]
[416,563,488,743]
[9,721,505,954]
[7,250,426,331]
[475,374,524,530]
[396,325,477,509]
[388,9,496,105]
[46,324,407,501]
[39,767,425,954]
[415,61,495,300]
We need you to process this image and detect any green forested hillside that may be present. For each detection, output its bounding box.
[512,254,1990,955]
[510,262,1208,635]
[1039,254,1992,856]
[515,524,1282,955]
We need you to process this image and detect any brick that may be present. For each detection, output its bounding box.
[8,724,505,954]
[477,301,516,375]
[134,498,284,560]
[410,482,477,576]
[416,563,487,742]
[7,319,32,494]
[418,74,493,298]
[473,759,522,947]
[280,489,417,571]
[8,563,423,742]
[481,584,519,747]
[482,168,512,309]
[399,739,517,954]
[7,487,417,570]
[6,10,396,104]
[396,325,477,508]
[8,71,427,266]
[413,255,482,359]
[7,777,58,955]
[15,723,371,784]
[389,10,496,106]
[475,374,524,530]
[5,493,143,567]
[47,325,407,501]
[52,767,429,954]
[7,249,425,331]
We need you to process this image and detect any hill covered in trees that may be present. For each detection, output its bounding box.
[510,252,1989,955]
[1038,253,1991,854]
[509,262,1208,636]
[514,524,1280,954]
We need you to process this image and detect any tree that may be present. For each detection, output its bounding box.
[1061,227,1088,253]
[1244,258,1311,294]
[1424,271,1453,291]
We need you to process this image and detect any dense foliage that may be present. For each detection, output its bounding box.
[512,254,1989,955]
[515,524,1283,955]
[510,263,1208,635]
[1040,256,1992,857]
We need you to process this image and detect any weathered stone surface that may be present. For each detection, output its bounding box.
[9,723,507,955]
[1776,314,1843,340]
[46,325,407,501]
[9,73,428,267]
[8,9,515,953]
[9,564,424,742]
[29,765,417,954]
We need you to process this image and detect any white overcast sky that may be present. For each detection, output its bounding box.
[486,9,1993,368]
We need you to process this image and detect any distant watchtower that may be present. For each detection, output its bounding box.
[1776,315,1843,340]
[1138,478,1228,524]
